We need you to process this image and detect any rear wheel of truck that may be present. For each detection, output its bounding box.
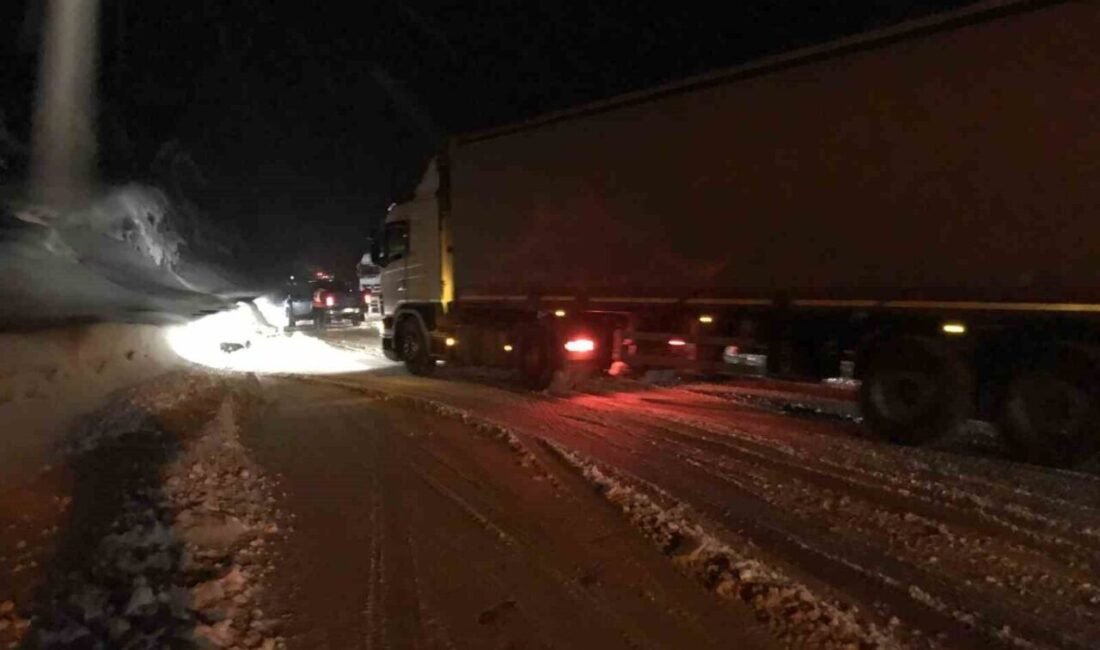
[399,318,436,376]
[287,311,296,329]
[517,324,556,390]
[859,336,971,445]
[999,345,1100,467]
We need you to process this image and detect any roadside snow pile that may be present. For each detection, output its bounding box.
[16,373,286,649]
[68,185,184,270]
[163,395,286,650]
[0,321,180,490]
[64,372,219,454]
[544,441,905,650]
[0,186,239,327]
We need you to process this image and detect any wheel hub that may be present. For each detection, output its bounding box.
[402,332,419,359]
[872,371,936,423]
[1015,373,1087,439]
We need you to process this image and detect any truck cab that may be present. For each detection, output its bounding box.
[376,159,451,367]
[356,251,383,315]
[356,253,382,292]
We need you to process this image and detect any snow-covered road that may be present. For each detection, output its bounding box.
[259,349,1100,648]
[250,378,775,649]
[4,323,1099,649]
[249,318,1100,650]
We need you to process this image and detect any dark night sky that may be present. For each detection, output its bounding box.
[0,0,978,277]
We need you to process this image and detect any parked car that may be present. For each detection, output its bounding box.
[285,277,366,328]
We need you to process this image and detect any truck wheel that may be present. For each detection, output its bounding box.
[287,311,296,329]
[999,345,1100,467]
[859,336,971,445]
[518,324,555,390]
[399,319,435,376]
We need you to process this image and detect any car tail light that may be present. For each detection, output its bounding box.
[668,338,687,347]
[324,294,336,307]
[312,289,325,307]
[362,290,372,304]
[564,337,596,353]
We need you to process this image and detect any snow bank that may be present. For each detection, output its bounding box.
[7,374,286,649]
[543,442,906,650]
[59,185,183,270]
[0,322,178,490]
[1,186,243,326]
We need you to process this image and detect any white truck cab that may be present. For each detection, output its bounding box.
[377,159,454,368]
[379,159,446,314]
[356,252,382,292]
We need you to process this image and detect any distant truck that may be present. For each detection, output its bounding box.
[373,0,1100,466]
[357,251,383,316]
[357,252,382,292]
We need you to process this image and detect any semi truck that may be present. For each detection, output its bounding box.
[374,0,1100,467]
[357,251,383,316]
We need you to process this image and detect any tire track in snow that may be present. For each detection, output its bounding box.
[259,377,774,649]
[547,412,1070,648]
[655,386,1100,521]
[305,373,1100,648]
[577,395,1100,570]
[566,394,1100,643]
[586,390,1100,559]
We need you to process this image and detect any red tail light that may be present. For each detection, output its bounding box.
[312,289,325,307]
[668,338,687,347]
[564,338,596,353]
[324,294,336,307]
[362,290,372,304]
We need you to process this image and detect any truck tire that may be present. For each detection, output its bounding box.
[287,311,297,329]
[399,318,435,376]
[859,336,971,445]
[999,345,1100,467]
[518,324,555,390]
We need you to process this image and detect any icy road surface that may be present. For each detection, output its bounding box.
[4,323,1099,649]
[245,329,1100,649]
[251,378,775,649]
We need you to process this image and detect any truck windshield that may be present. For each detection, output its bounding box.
[384,221,409,263]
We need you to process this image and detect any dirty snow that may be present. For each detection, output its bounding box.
[1,372,285,649]
[544,441,905,649]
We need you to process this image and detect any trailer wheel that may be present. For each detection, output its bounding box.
[398,318,436,376]
[859,336,971,445]
[518,324,555,390]
[999,345,1100,467]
